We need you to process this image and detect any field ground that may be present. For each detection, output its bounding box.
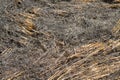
[0,0,120,80]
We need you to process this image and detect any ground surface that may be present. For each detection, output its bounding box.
[0,0,120,80]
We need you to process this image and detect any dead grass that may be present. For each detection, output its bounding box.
[107,4,120,9]
[7,71,24,80]
[1,0,120,80]
[48,39,120,80]
[73,0,97,3]
[112,19,120,37]
[52,9,68,16]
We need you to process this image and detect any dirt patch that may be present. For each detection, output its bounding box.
[0,0,120,80]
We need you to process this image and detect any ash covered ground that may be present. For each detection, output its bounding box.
[0,0,120,80]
